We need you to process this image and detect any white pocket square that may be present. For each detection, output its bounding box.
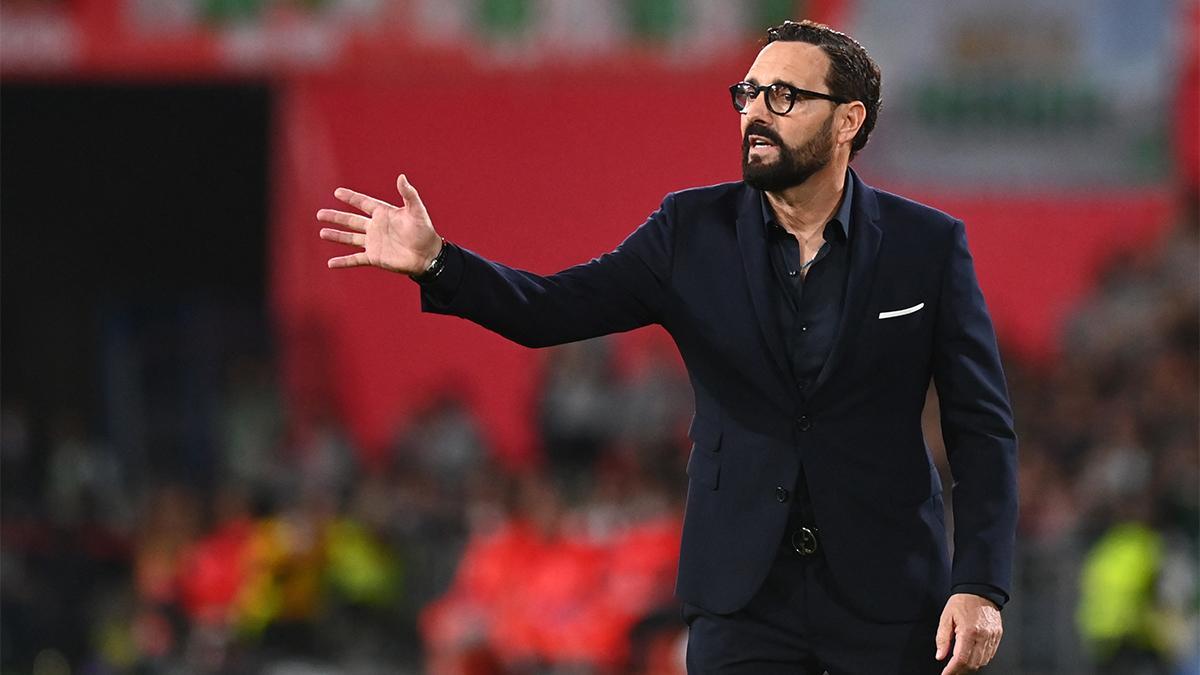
[878,302,925,319]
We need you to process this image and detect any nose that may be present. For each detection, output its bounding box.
[740,89,775,124]
[741,93,773,132]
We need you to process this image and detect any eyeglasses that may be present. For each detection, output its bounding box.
[729,81,849,115]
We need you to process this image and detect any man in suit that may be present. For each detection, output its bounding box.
[317,19,1016,675]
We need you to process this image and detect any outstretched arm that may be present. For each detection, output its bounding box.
[318,175,676,348]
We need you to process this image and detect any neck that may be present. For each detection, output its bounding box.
[764,161,848,238]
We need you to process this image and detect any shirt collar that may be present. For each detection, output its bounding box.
[760,172,854,241]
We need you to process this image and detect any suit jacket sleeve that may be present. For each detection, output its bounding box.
[417,194,677,348]
[933,219,1019,598]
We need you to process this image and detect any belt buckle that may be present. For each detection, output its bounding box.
[791,526,819,556]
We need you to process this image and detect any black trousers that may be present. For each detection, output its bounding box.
[682,530,943,675]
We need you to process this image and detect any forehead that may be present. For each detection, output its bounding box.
[745,41,831,90]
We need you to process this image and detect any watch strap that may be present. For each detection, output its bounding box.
[412,238,448,284]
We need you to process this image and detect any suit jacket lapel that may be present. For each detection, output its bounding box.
[734,186,795,406]
[812,170,882,396]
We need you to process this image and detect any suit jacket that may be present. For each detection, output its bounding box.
[420,169,1018,623]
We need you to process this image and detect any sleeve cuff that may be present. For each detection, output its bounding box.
[951,583,1009,610]
[413,241,464,306]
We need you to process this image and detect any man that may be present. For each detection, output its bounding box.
[317,20,1016,675]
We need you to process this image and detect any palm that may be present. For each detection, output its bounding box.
[317,174,441,275]
[363,195,428,272]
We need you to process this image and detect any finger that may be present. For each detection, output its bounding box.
[946,636,975,675]
[396,174,423,209]
[979,630,1000,668]
[940,652,968,675]
[970,626,998,669]
[333,187,393,216]
[935,610,954,660]
[316,208,369,232]
[327,252,371,268]
[968,642,985,670]
[977,641,995,670]
[319,227,366,248]
[991,627,1004,661]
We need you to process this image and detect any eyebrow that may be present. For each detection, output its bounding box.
[745,77,801,90]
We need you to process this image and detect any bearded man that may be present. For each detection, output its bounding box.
[317,20,1016,675]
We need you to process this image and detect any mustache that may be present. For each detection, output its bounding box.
[743,123,784,148]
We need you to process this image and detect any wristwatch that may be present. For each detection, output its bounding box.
[412,238,447,284]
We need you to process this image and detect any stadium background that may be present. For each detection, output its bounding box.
[2,0,1197,673]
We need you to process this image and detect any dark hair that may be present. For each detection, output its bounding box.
[766,20,881,159]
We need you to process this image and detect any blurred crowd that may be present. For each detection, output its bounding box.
[1009,197,1200,675]
[0,334,694,674]
[1,203,1197,675]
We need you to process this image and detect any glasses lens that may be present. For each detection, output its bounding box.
[731,84,751,111]
[767,85,795,115]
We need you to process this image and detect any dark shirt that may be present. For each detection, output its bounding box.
[761,181,851,531]
[761,179,853,396]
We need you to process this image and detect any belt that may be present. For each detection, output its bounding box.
[790,526,820,556]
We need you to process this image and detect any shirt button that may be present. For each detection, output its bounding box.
[798,415,812,432]
[788,270,798,277]
[776,486,790,503]
[800,324,808,332]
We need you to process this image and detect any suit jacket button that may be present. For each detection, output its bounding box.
[776,486,789,503]
[798,415,812,432]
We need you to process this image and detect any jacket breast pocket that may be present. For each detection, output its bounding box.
[875,301,927,335]
[685,417,722,490]
[864,301,931,362]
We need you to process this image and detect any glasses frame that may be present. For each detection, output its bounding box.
[729,81,850,115]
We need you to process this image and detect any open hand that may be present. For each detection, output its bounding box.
[318,174,442,275]
[935,593,1002,674]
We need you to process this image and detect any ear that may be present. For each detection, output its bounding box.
[837,101,866,148]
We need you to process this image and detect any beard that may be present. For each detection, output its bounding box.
[741,113,835,192]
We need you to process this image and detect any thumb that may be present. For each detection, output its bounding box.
[396,173,421,207]
[935,608,954,660]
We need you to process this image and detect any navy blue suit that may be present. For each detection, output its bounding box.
[420,169,1017,640]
